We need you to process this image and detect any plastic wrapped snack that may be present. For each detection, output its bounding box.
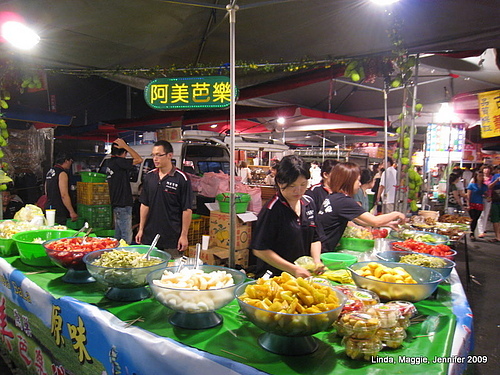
[342,336,383,361]
[351,289,380,308]
[366,304,402,328]
[336,312,380,339]
[376,326,407,349]
[385,301,417,318]
[385,300,417,328]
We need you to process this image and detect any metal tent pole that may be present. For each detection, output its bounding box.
[227,2,238,268]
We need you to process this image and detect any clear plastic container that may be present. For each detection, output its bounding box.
[342,336,383,361]
[385,301,417,318]
[366,304,401,328]
[337,312,380,339]
[351,289,380,308]
[376,326,407,349]
[341,298,366,315]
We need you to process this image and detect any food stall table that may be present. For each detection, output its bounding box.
[0,256,472,375]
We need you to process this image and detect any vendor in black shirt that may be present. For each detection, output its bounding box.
[305,159,337,212]
[104,138,143,245]
[250,155,324,278]
[318,162,405,252]
[135,140,193,258]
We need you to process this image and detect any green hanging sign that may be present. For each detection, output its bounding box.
[144,76,237,110]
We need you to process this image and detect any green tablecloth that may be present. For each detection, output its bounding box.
[5,256,457,375]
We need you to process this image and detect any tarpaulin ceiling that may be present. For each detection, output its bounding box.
[5,0,500,70]
[2,0,500,145]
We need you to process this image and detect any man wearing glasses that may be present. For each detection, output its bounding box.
[135,140,193,258]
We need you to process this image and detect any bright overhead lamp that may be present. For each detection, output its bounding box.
[276,117,285,125]
[435,102,455,123]
[210,124,218,128]
[370,0,400,5]
[1,20,40,50]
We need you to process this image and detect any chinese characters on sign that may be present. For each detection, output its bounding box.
[144,76,238,110]
[478,89,500,138]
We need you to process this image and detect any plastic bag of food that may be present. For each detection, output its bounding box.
[294,256,316,271]
[14,204,46,226]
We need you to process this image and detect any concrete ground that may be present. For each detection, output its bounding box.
[454,225,500,375]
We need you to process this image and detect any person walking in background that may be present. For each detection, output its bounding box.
[104,138,143,244]
[318,162,405,252]
[462,165,473,186]
[467,171,488,241]
[250,155,324,278]
[306,159,337,212]
[135,140,193,258]
[488,167,500,243]
[376,157,397,213]
[238,160,252,184]
[353,168,375,212]
[264,162,278,186]
[447,172,466,212]
[45,153,78,225]
[308,161,322,187]
[371,163,382,214]
[477,165,493,238]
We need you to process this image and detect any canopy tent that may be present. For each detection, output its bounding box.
[4,0,500,70]
[1,0,500,146]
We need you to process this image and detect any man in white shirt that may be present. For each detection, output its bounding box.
[376,157,398,213]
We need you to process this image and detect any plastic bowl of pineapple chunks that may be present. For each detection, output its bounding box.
[348,261,443,302]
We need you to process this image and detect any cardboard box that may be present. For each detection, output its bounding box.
[188,246,249,268]
[209,210,252,250]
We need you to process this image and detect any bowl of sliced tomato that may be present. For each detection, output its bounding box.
[44,237,119,283]
[390,239,456,260]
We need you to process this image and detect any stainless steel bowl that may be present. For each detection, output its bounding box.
[376,250,455,279]
[348,261,443,302]
[235,281,346,337]
[147,265,246,313]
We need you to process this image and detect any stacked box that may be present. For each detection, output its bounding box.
[77,204,113,230]
[187,216,210,245]
[188,246,249,268]
[77,182,110,205]
[209,210,252,250]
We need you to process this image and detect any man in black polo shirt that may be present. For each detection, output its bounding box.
[104,138,143,244]
[135,140,193,258]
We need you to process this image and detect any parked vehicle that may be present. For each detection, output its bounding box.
[100,131,230,195]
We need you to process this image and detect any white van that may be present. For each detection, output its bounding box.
[100,131,231,195]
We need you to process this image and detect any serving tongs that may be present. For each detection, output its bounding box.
[392,243,413,252]
[81,227,93,244]
[72,222,89,237]
[142,234,160,260]
[175,255,188,273]
[194,243,201,270]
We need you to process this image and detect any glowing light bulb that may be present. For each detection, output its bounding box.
[1,21,40,50]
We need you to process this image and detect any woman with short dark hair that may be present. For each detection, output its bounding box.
[318,162,405,252]
[250,155,324,278]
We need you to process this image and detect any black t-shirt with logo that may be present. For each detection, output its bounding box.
[317,192,366,252]
[105,156,134,207]
[305,182,329,212]
[139,168,193,250]
[250,192,323,277]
